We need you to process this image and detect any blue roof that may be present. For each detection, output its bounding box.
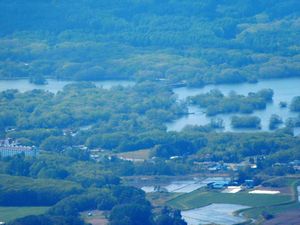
[214,181,229,185]
[212,181,229,188]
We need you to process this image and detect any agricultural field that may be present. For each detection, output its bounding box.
[0,207,49,223]
[264,209,300,225]
[241,178,300,223]
[166,177,300,224]
[167,190,292,210]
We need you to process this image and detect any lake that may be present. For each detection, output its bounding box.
[1,78,299,134]
[167,78,300,133]
[0,79,135,94]
[181,203,249,225]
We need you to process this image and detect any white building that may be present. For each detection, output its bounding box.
[0,139,38,157]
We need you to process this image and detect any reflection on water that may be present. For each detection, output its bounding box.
[0,79,135,93]
[168,78,300,133]
[182,203,249,225]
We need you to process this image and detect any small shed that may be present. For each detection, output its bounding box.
[207,181,230,189]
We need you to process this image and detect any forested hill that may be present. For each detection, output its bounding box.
[1,0,300,84]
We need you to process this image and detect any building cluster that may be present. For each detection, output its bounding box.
[0,138,38,157]
[207,179,254,190]
[193,161,257,173]
[272,160,300,171]
[290,160,300,171]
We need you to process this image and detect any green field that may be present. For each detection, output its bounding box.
[167,177,300,224]
[167,190,293,210]
[116,149,151,160]
[242,178,300,218]
[0,207,49,222]
[243,202,300,218]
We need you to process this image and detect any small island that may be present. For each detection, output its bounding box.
[290,96,300,112]
[269,114,283,130]
[231,115,261,129]
[279,101,287,108]
[189,89,274,116]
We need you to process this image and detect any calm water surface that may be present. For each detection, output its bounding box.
[1,78,299,134]
[168,78,300,133]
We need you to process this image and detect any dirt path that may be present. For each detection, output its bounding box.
[81,210,108,225]
[86,218,108,225]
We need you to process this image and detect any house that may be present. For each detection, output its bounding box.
[212,181,230,189]
[0,138,38,157]
[208,163,227,172]
[73,145,89,151]
[289,160,300,166]
[169,156,182,160]
[208,166,219,172]
[289,161,300,171]
[207,181,230,189]
[63,128,78,137]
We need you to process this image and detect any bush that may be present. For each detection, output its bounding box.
[231,116,261,129]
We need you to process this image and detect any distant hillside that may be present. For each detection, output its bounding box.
[0,0,299,84]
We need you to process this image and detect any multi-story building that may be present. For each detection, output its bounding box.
[0,138,38,157]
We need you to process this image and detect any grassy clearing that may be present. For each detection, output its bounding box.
[166,177,300,225]
[241,178,300,218]
[116,149,151,160]
[80,210,107,220]
[243,202,300,218]
[167,190,292,210]
[147,192,182,207]
[80,210,109,225]
[0,206,49,222]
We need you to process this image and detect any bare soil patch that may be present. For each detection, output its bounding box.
[264,210,300,225]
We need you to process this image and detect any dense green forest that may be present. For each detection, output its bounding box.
[1,83,299,176]
[0,82,186,151]
[1,1,300,224]
[0,0,300,85]
[189,89,274,115]
[0,151,187,225]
